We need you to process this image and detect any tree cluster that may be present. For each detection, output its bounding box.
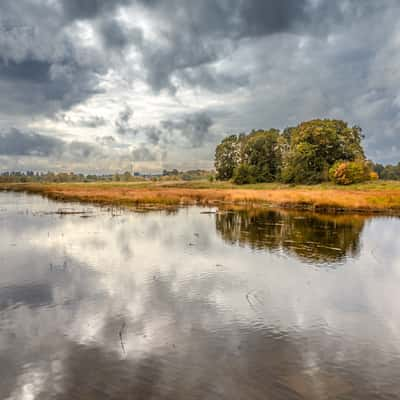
[215,119,371,185]
[372,162,400,180]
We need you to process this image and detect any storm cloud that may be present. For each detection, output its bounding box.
[0,127,165,172]
[161,112,214,148]
[60,0,132,21]
[132,145,158,162]
[114,110,215,148]
[0,128,109,161]
[0,129,63,157]
[0,0,399,170]
[115,106,135,135]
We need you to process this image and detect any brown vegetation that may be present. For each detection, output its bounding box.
[1,181,400,214]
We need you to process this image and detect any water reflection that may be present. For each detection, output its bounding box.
[216,209,367,264]
[1,192,400,399]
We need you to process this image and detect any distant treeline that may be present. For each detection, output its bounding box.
[215,119,383,185]
[162,169,213,181]
[0,171,129,183]
[0,169,213,183]
[372,163,400,180]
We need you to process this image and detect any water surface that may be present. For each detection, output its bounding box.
[1,192,400,399]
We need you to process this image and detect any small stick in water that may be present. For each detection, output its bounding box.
[119,322,126,354]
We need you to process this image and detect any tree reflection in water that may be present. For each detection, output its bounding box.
[216,209,367,264]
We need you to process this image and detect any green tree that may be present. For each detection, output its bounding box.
[242,129,281,182]
[281,142,327,184]
[232,164,257,184]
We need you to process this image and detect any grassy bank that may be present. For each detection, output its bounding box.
[1,180,400,213]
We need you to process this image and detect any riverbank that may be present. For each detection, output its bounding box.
[1,180,400,214]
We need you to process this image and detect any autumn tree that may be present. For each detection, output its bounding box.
[281,119,365,184]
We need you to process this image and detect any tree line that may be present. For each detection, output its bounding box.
[0,171,137,183]
[372,163,400,180]
[0,169,214,183]
[215,119,382,185]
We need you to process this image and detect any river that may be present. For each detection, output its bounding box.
[1,191,400,399]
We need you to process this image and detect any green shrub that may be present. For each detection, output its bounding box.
[370,171,379,181]
[329,160,373,185]
[233,164,257,184]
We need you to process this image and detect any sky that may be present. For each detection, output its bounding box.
[0,0,399,173]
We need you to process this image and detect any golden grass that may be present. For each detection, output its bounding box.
[1,181,400,213]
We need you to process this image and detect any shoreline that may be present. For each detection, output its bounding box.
[1,181,400,215]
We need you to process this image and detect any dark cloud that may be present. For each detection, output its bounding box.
[60,0,132,22]
[0,1,106,117]
[68,0,326,92]
[0,51,104,117]
[132,145,157,161]
[138,32,224,93]
[0,127,162,171]
[0,128,104,161]
[178,65,249,93]
[0,0,386,105]
[114,110,215,148]
[0,59,51,83]
[238,0,309,37]
[99,19,130,49]
[135,0,311,40]
[68,141,101,159]
[128,0,380,92]
[114,106,165,145]
[161,112,214,147]
[142,126,163,145]
[0,128,63,156]
[115,106,135,135]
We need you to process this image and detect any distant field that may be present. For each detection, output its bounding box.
[1,180,400,213]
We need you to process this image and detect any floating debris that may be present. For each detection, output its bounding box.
[245,290,264,311]
[44,208,94,216]
[50,260,67,271]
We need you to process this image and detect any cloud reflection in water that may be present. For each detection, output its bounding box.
[1,192,400,399]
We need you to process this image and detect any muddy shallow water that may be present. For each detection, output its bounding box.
[1,191,400,399]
